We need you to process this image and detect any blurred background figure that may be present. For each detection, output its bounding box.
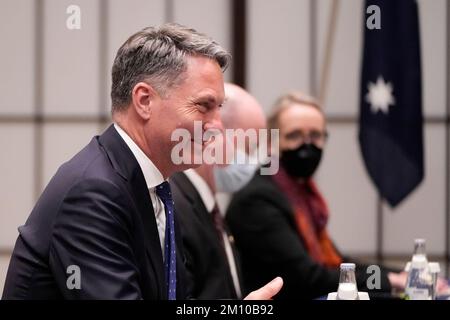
[170,83,268,299]
[214,83,268,213]
[226,92,410,299]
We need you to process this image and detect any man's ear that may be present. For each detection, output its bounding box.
[131,82,158,120]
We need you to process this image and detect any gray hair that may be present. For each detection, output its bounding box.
[111,23,231,112]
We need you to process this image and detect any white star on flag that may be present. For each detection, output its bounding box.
[366,76,396,114]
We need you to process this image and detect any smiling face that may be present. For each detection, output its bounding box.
[143,55,225,175]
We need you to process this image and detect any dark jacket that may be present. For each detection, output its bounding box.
[2,125,186,299]
[170,172,241,299]
[226,173,392,299]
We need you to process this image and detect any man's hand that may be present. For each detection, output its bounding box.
[436,277,449,295]
[388,271,408,290]
[244,277,283,300]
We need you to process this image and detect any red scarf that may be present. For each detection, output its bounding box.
[272,167,342,268]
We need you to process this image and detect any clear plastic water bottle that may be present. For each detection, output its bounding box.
[337,263,358,300]
[405,239,432,300]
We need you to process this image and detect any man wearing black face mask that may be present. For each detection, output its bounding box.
[227,91,407,300]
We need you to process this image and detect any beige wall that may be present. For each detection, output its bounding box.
[0,0,448,294]
[315,0,448,256]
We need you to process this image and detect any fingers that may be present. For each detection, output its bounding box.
[387,272,407,290]
[244,277,283,300]
[436,278,449,293]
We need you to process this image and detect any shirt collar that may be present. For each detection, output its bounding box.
[114,123,165,189]
[183,169,215,213]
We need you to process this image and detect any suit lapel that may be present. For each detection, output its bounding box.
[171,172,241,297]
[98,125,166,298]
[128,173,167,298]
[170,173,211,222]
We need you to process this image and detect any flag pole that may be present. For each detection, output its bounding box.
[445,0,450,278]
[377,195,384,265]
[318,0,340,105]
[309,0,317,96]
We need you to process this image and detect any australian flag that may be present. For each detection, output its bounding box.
[359,0,424,207]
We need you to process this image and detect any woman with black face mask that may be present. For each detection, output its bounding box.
[226,92,406,300]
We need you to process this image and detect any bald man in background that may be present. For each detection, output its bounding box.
[170,83,274,299]
[214,83,268,214]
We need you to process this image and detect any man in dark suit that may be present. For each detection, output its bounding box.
[2,24,283,300]
[2,23,230,300]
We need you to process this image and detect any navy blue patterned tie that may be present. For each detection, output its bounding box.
[156,181,177,300]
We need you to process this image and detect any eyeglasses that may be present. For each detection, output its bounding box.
[283,129,329,147]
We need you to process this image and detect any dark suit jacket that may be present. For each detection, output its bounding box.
[226,173,392,299]
[170,172,240,299]
[2,125,186,300]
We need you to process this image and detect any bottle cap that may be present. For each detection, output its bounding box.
[340,263,355,269]
[414,238,426,244]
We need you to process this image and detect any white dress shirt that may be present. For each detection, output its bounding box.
[114,124,167,258]
[184,169,243,299]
